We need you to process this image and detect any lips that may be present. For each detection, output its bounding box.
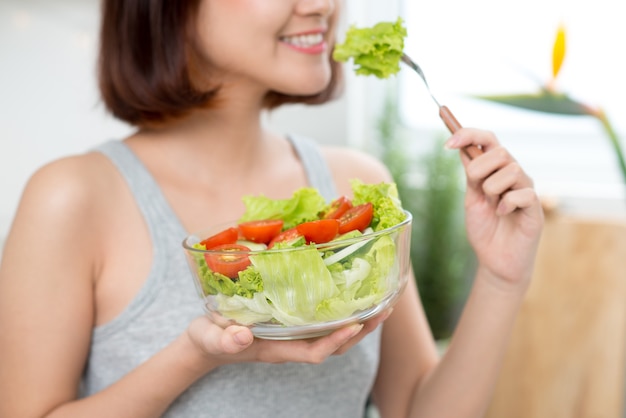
[280,33,325,48]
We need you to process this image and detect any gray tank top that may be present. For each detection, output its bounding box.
[82,135,382,417]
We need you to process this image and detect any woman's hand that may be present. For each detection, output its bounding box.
[446,128,544,288]
[186,309,391,368]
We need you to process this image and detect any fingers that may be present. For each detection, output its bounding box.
[445,128,499,161]
[187,308,394,366]
[259,320,378,363]
[255,307,394,362]
[297,324,366,362]
[333,308,393,355]
[495,187,540,216]
[445,128,536,212]
[188,316,254,356]
[479,160,533,198]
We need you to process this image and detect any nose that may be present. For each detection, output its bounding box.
[296,0,335,18]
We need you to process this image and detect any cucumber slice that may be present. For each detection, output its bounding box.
[323,228,374,266]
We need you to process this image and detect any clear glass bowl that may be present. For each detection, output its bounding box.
[182,211,412,340]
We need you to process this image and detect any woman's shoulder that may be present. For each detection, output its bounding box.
[319,144,393,195]
[17,150,120,232]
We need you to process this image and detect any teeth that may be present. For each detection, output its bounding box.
[281,33,324,47]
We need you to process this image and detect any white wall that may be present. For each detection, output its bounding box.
[0,0,132,241]
[0,0,401,244]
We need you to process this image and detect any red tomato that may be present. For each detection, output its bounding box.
[199,227,238,250]
[337,202,374,234]
[323,196,353,220]
[204,244,251,279]
[296,219,340,244]
[268,228,302,249]
[238,219,284,244]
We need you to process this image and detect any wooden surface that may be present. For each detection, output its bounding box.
[486,210,626,418]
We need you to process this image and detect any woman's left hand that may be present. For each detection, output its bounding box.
[446,128,544,288]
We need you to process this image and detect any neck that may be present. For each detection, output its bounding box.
[128,96,282,184]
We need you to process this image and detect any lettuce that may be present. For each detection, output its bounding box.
[333,17,407,79]
[238,187,327,230]
[316,236,397,322]
[192,244,264,298]
[215,292,273,325]
[350,179,406,231]
[356,235,397,298]
[249,246,339,326]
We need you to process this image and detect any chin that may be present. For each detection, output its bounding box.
[297,84,330,96]
[270,62,332,96]
[285,75,332,96]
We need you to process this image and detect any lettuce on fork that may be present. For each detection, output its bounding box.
[333,17,407,79]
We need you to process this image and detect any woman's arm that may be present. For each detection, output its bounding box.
[373,128,544,417]
[0,158,204,418]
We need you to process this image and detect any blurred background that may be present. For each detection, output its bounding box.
[1,0,625,416]
[1,0,625,237]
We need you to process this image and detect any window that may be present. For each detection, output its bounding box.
[399,0,626,211]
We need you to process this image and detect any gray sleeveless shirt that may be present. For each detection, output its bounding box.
[82,136,382,417]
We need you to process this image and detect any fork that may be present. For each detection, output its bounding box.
[401,53,483,160]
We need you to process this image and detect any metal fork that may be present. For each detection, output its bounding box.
[401,53,483,160]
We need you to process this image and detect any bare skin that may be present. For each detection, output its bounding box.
[0,0,544,417]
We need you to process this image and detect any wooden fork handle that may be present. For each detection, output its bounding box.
[439,105,483,160]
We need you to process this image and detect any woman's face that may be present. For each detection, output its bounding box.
[192,0,338,98]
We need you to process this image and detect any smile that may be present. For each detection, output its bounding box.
[280,33,324,48]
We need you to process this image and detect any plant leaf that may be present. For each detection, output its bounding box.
[474,91,591,116]
[552,23,567,79]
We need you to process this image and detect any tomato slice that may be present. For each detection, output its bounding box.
[323,196,353,220]
[337,202,374,234]
[268,227,302,249]
[199,227,239,250]
[238,219,284,244]
[296,219,340,244]
[204,244,251,279]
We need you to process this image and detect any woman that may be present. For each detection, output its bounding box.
[0,0,543,417]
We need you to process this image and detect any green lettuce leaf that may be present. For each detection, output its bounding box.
[315,293,379,322]
[192,243,264,298]
[238,187,327,230]
[249,246,339,325]
[316,235,397,322]
[357,234,397,298]
[333,17,407,79]
[350,179,406,231]
[215,292,274,325]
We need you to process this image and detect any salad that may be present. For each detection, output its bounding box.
[333,17,407,79]
[185,179,410,327]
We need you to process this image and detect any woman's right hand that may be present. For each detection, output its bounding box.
[186,310,390,367]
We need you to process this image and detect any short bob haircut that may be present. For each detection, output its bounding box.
[98,0,344,127]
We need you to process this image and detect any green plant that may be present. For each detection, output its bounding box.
[475,23,626,185]
[373,90,474,340]
[409,139,474,340]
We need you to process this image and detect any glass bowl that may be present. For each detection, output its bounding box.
[182,211,412,340]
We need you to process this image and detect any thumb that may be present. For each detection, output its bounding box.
[188,316,254,355]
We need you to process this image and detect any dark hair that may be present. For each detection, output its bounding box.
[98,0,343,127]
